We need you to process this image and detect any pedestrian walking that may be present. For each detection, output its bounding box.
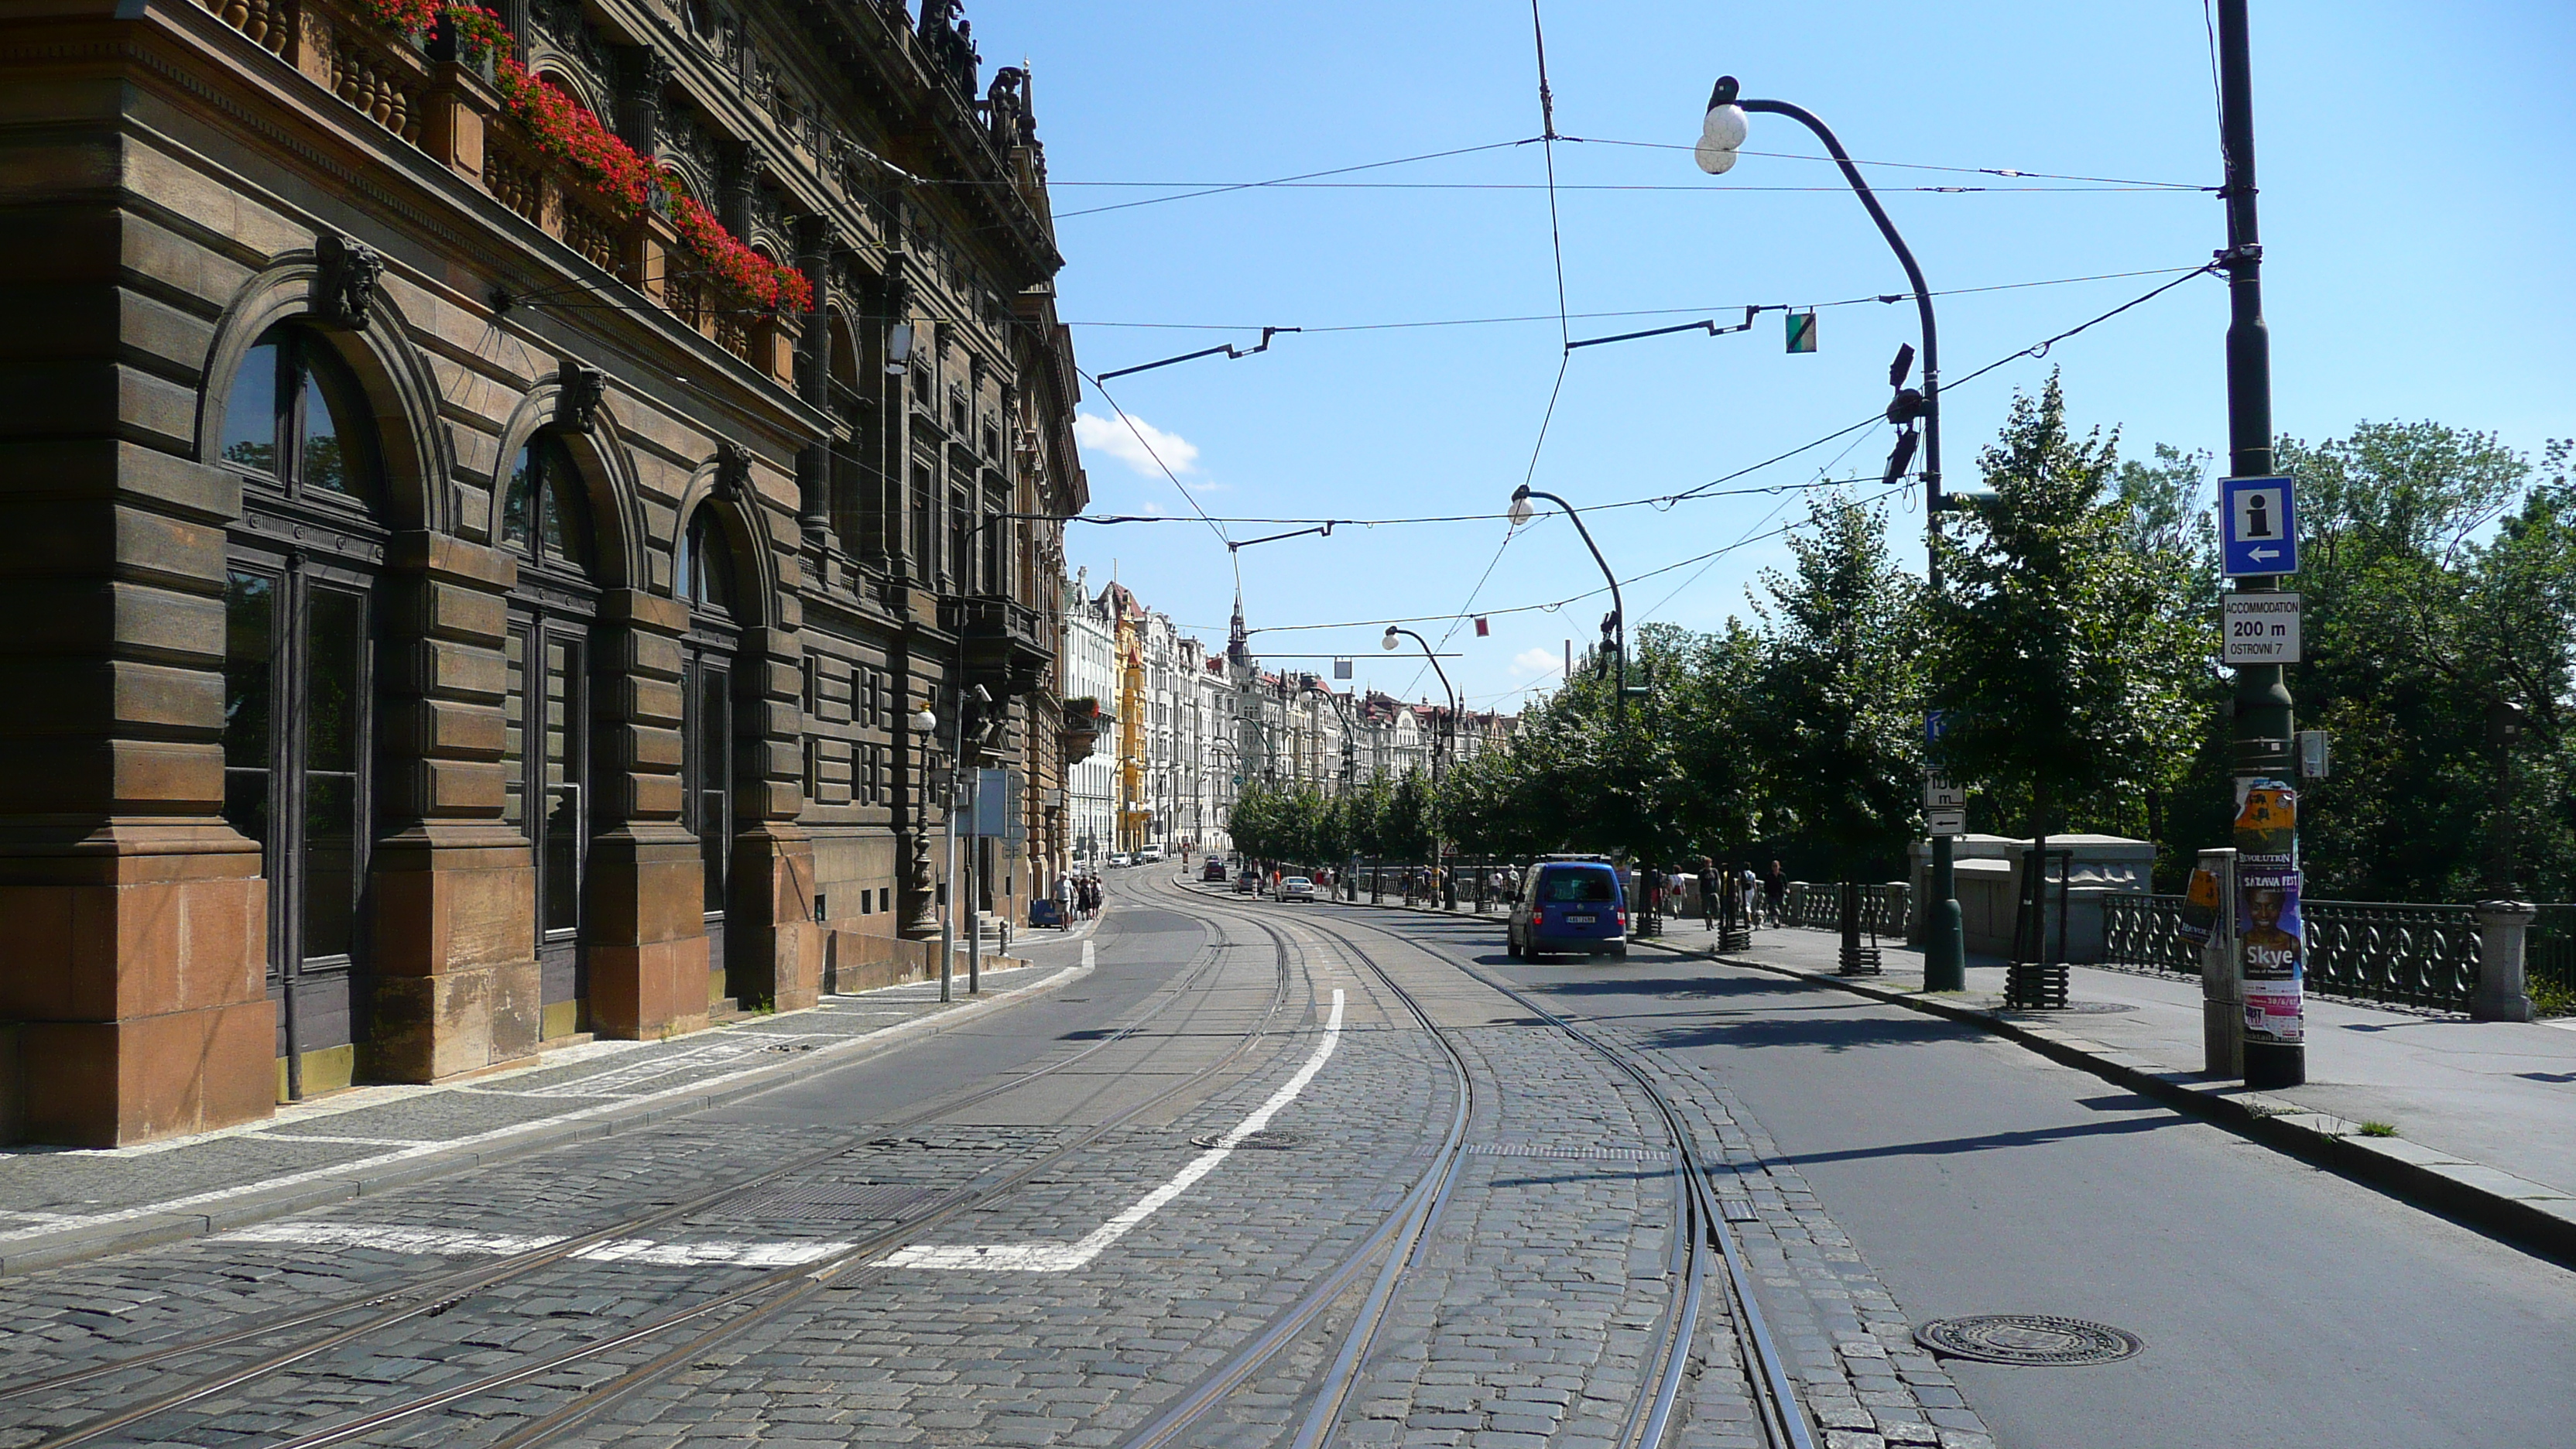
[1765,860,1787,927]
[1057,873,1077,927]
[1698,858,1719,930]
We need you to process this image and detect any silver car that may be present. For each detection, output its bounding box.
[1278,875,1317,903]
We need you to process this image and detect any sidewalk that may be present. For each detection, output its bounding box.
[0,933,1096,1276]
[1627,912,2576,1260]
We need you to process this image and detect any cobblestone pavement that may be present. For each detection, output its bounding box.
[1284,901,2000,1449]
[0,949,1089,1272]
[0,879,1913,1449]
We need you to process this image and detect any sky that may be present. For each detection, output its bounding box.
[968,1,2574,714]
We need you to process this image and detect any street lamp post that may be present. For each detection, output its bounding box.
[1694,75,1967,991]
[1385,625,1458,908]
[1509,486,1632,716]
[907,701,948,1001]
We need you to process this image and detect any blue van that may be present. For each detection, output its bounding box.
[1506,856,1629,961]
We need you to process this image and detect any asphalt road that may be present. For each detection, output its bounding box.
[1333,901,2576,1449]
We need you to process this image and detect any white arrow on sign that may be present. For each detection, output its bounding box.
[2250,546,2283,561]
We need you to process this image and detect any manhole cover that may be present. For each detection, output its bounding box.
[1191,1129,1303,1150]
[1915,1315,2143,1366]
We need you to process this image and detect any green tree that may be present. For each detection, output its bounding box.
[1745,495,1924,879]
[2279,424,2576,898]
[1929,375,2210,874]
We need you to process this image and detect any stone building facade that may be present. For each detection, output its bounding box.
[0,0,1084,1145]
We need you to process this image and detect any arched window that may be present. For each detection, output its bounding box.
[219,326,379,502]
[501,435,594,576]
[214,323,387,1097]
[677,505,736,615]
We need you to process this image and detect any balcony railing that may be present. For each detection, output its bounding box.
[189,0,800,381]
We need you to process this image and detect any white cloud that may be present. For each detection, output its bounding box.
[1510,647,1560,676]
[1074,411,1199,478]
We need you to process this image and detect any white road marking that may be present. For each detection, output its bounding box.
[248,1135,447,1148]
[220,1223,567,1256]
[215,1221,852,1268]
[875,987,1346,1273]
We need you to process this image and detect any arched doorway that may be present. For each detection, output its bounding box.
[215,324,387,1099]
[676,504,742,1008]
[497,433,600,1040]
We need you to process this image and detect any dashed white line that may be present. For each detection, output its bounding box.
[874,986,1345,1273]
[214,1221,852,1268]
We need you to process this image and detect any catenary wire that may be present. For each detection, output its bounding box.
[1398,0,1569,705]
[1050,138,1537,219]
[1557,133,2215,190]
[1184,263,2223,638]
[1062,264,2208,334]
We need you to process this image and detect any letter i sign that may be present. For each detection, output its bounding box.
[2221,475,2300,577]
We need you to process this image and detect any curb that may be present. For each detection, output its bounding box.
[0,958,1094,1279]
[1619,933,2576,1269]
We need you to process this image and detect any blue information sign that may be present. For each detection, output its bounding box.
[2221,475,2300,577]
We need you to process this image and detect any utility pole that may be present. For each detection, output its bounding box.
[2218,0,2302,1089]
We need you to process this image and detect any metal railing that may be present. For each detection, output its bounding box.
[2304,901,2482,1009]
[1779,882,1907,937]
[2098,893,2560,1014]
[2102,894,2197,974]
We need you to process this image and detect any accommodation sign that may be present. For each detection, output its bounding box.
[2221,592,2302,665]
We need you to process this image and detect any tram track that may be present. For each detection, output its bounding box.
[1147,872,1814,1449]
[6,918,1304,1449]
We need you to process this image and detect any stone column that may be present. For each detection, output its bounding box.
[2472,900,2537,1023]
[585,588,707,1038]
[728,618,820,1012]
[370,532,540,1081]
[0,448,271,1146]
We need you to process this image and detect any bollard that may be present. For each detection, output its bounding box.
[2472,900,2537,1023]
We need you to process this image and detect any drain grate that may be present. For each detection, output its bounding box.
[1190,1129,1304,1149]
[1465,1142,1674,1164]
[718,1184,940,1222]
[1915,1314,2143,1366]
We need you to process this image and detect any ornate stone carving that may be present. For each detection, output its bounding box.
[555,365,608,433]
[313,232,383,330]
[713,440,750,501]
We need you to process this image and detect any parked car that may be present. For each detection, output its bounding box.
[1506,855,1627,960]
[1106,852,1132,869]
[1233,872,1258,896]
[1278,875,1317,903]
[1201,858,1228,882]
[1139,844,1165,863]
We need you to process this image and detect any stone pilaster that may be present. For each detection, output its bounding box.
[585,587,707,1038]
[368,532,538,1081]
[0,433,274,1145]
[728,623,820,1010]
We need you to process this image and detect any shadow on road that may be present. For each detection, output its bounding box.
[1773,1112,2185,1169]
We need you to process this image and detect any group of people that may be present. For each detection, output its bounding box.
[1051,872,1104,925]
[1637,858,1788,930]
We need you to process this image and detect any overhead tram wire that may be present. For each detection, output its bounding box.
[1239,476,1913,641]
[1050,137,1538,219]
[1064,263,2212,335]
[1554,133,2215,190]
[1075,366,1233,555]
[1061,261,2221,536]
[1396,0,1571,707]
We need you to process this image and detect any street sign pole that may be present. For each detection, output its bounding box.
[2217,0,2302,1088]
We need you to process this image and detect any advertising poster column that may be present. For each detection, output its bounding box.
[2232,781,2305,1076]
